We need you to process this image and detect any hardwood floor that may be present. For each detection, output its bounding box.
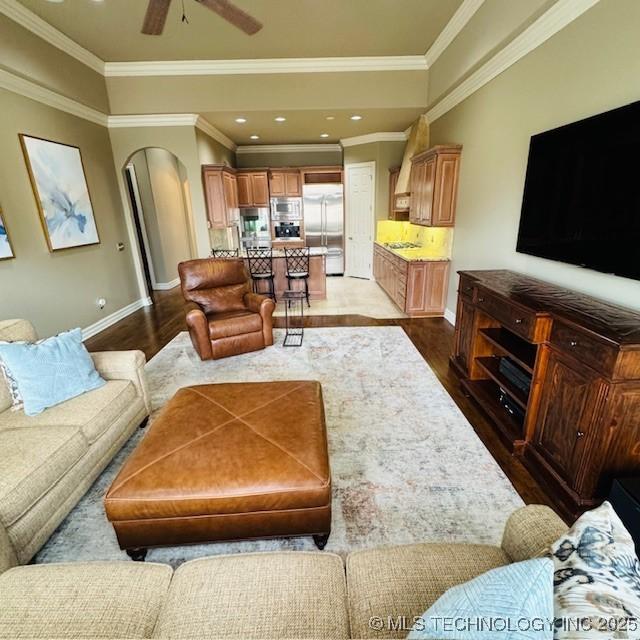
[86,285,557,513]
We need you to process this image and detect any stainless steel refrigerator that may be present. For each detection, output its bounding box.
[302,183,344,275]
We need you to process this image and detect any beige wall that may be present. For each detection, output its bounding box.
[109,126,213,259]
[106,71,429,115]
[129,149,193,286]
[427,0,553,106]
[343,141,406,221]
[236,149,342,168]
[196,129,235,167]
[0,15,109,113]
[0,88,139,337]
[430,0,640,314]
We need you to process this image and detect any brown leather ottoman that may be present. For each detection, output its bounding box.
[104,381,331,560]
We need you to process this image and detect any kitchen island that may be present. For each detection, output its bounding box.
[242,246,327,300]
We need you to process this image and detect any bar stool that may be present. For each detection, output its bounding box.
[284,247,310,307]
[247,248,277,303]
[212,248,239,258]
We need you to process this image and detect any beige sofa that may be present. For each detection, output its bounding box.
[0,504,567,639]
[0,319,150,570]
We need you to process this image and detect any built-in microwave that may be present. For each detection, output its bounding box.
[271,197,302,221]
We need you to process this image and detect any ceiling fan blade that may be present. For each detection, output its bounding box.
[197,0,263,35]
[142,0,172,35]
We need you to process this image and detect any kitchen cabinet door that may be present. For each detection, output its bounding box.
[202,169,227,228]
[269,172,285,196]
[409,161,423,224]
[222,172,239,224]
[251,172,269,206]
[285,171,302,196]
[531,349,606,491]
[432,154,459,227]
[237,173,253,207]
[419,156,437,225]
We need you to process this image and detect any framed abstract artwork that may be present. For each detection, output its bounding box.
[19,134,100,251]
[0,207,15,260]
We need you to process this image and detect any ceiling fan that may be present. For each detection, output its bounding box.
[142,0,262,36]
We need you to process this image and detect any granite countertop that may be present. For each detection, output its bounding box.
[240,246,327,258]
[374,241,450,263]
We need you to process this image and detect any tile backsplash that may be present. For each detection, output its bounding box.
[376,221,453,258]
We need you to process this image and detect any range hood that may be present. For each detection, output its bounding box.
[395,114,430,195]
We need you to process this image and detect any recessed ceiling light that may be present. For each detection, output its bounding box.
[274,116,286,122]
[326,116,335,121]
[350,115,363,121]
[250,135,260,140]
[235,117,247,124]
[320,133,330,138]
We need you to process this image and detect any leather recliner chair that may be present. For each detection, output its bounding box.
[178,258,275,361]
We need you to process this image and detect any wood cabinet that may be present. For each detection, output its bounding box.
[388,167,410,221]
[202,165,239,228]
[373,244,449,317]
[450,269,640,520]
[236,171,269,207]
[410,145,461,227]
[269,170,301,197]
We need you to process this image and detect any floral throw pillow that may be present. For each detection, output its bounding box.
[0,355,23,411]
[550,501,640,639]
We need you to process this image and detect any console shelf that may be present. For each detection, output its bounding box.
[478,328,536,374]
[451,269,640,521]
[475,356,529,410]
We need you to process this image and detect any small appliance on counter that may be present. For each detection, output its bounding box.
[240,207,271,249]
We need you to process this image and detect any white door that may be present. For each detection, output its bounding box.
[345,162,375,279]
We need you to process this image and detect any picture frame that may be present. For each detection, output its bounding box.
[19,134,100,252]
[0,207,15,260]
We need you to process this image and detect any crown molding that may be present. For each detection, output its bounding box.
[424,0,485,67]
[340,132,408,148]
[107,114,236,150]
[194,116,237,151]
[236,143,342,154]
[104,55,428,77]
[0,68,108,125]
[0,0,105,74]
[427,0,600,123]
[107,114,198,128]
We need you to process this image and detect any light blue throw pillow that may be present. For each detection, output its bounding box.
[408,558,554,640]
[0,328,105,416]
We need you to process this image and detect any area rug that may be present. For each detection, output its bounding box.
[36,327,523,568]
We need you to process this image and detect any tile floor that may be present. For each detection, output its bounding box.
[273,276,406,319]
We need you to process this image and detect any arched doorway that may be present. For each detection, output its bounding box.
[123,148,196,299]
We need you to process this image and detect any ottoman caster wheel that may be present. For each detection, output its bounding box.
[313,534,330,550]
[126,548,148,562]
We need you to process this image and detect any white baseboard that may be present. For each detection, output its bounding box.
[444,307,456,326]
[82,297,149,340]
[153,278,180,291]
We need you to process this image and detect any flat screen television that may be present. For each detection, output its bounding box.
[516,100,640,281]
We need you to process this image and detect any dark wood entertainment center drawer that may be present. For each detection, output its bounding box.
[476,290,537,340]
[549,321,618,375]
[458,274,476,301]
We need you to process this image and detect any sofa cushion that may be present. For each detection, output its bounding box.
[0,320,37,413]
[208,310,262,340]
[0,426,88,527]
[152,552,350,639]
[347,543,510,639]
[0,380,137,444]
[0,562,172,639]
